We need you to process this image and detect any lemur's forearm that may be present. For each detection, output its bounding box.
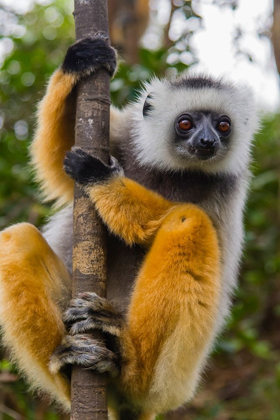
[31,69,76,206]
[30,36,117,207]
[64,149,173,246]
[90,178,173,246]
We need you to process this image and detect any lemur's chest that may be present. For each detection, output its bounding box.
[123,161,237,205]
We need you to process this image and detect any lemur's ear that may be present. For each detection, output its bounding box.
[143,93,155,117]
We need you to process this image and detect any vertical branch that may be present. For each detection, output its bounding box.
[71,1,110,419]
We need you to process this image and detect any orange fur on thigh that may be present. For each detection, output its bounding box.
[118,204,220,411]
[0,223,71,409]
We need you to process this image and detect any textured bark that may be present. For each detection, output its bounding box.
[272,0,280,74]
[71,1,110,419]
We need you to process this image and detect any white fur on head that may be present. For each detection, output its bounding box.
[130,75,260,175]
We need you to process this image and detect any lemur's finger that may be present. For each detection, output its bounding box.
[63,148,111,184]
[69,318,122,337]
[49,335,120,377]
[62,35,117,77]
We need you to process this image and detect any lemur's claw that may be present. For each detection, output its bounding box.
[62,35,117,77]
[64,148,123,185]
[49,334,120,377]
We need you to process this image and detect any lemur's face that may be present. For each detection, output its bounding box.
[133,76,258,174]
[174,111,231,162]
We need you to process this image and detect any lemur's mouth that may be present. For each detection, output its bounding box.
[197,148,216,158]
[188,146,217,160]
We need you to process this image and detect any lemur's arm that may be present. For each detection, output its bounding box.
[30,36,122,207]
[64,149,174,247]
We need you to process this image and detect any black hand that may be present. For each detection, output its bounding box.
[62,34,117,77]
[64,148,122,185]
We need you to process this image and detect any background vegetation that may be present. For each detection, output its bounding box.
[0,0,279,419]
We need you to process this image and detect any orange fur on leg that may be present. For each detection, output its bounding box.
[108,203,220,414]
[0,223,71,410]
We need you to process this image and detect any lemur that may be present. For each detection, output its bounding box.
[0,35,259,420]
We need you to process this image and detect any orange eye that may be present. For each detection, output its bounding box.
[218,121,231,133]
[178,119,193,131]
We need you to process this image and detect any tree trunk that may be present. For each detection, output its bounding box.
[71,1,110,419]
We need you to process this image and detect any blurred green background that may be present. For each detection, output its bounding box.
[0,0,280,419]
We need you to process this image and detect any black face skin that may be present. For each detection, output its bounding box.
[174,111,232,161]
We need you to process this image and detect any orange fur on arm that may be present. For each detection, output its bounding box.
[30,69,78,207]
[30,67,125,208]
[87,177,174,246]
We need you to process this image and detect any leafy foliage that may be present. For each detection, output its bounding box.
[0,0,279,419]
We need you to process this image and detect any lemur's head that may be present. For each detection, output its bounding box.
[131,75,259,175]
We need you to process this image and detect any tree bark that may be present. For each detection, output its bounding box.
[71,1,110,419]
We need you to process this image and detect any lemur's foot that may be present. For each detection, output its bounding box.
[64,292,123,337]
[49,334,120,377]
[64,148,123,185]
[49,293,124,377]
[62,34,117,77]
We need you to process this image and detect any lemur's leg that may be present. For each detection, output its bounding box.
[0,223,72,410]
[53,150,221,415]
[50,205,220,416]
[119,203,221,413]
[30,35,117,206]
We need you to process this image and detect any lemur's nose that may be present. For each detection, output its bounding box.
[199,138,216,148]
